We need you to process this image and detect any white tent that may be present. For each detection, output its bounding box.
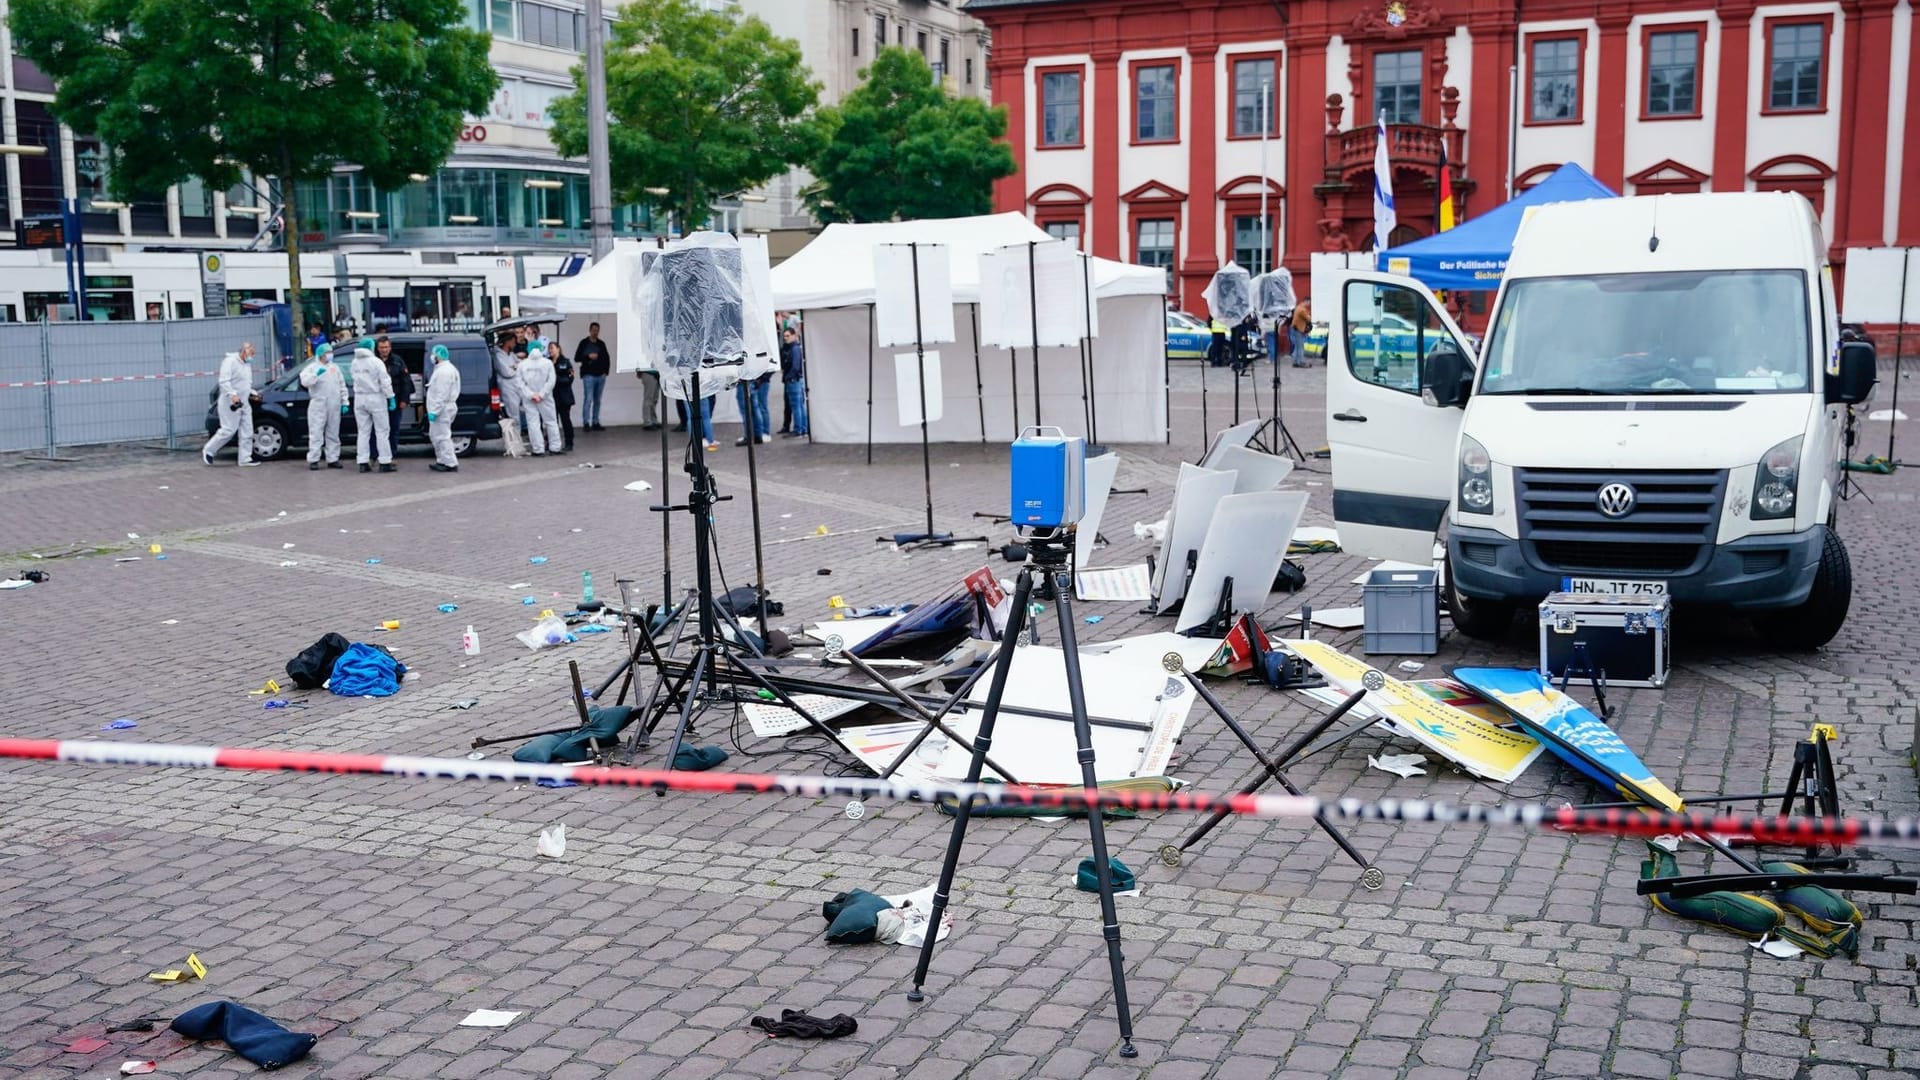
[770,213,1169,446]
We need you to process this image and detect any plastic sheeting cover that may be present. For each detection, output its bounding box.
[1253,269,1297,317]
[1203,264,1253,323]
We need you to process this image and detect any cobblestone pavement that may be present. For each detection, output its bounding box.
[3,362,1920,1079]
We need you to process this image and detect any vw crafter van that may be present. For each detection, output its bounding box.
[1325,192,1877,649]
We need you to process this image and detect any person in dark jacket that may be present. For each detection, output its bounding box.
[780,327,808,438]
[548,340,577,451]
[376,335,413,440]
[575,322,611,431]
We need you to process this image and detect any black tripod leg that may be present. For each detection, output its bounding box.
[659,645,711,772]
[1050,573,1138,1057]
[909,570,1036,1004]
[836,646,1021,784]
[878,651,999,780]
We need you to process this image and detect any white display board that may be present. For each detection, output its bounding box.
[1151,463,1240,610]
[1841,248,1920,322]
[977,239,1091,349]
[1074,452,1122,572]
[894,350,945,425]
[1212,444,1296,492]
[1176,490,1310,633]
[874,242,957,346]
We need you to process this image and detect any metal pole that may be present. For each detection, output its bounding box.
[1260,79,1270,277]
[911,243,935,537]
[40,317,55,459]
[1082,252,1099,450]
[1506,64,1519,200]
[584,0,615,261]
[970,303,987,443]
[162,320,175,451]
[1889,250,1910,463]
[866,303,875,465]
[1028,241,1042,427]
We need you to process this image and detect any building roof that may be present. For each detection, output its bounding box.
[961,0,1078,10]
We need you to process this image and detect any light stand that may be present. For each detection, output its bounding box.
[879,242,987,549]
[906,527,1138,1059]
[1027,241,1044,428]
[638,368,842,768]
[1081,251,1106,455]
[1248,350,1309,463]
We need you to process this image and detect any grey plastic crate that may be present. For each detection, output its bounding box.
[1362,568,1440,655]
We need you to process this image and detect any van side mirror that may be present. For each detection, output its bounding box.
[1421,342,1473,408]
[1827,341,1877,405]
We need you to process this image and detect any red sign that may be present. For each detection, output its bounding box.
[459,125,488,143]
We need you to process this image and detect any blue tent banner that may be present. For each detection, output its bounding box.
[1376,163,1618,290]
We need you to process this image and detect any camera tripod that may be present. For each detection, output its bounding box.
[906,526,1139,1059]
[1247,353,1309,463]
[631,369,841,769]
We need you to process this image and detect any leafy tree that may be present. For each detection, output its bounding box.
[11,0,497,332]
[549,0,821,229]
[807,48,1016,224]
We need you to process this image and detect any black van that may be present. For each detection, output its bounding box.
[205,334,500,462]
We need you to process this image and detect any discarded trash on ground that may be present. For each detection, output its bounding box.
[623,480,653,493]
[119,1061,157,1074]
[749,1010,858,1039]
[1368,753,1429,778]
[438,604,458,613]
[102,719,138,731]
[529,556,548,565]
[459,1009,521,1028]
[449,699,479,710]
[536,823,567,858]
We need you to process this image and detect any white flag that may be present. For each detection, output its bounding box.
[1373,113,1397,251]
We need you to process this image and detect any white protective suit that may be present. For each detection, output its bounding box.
[492,346,526,423]
[349,347,395,466]
[201,351,254,464]
[519,351,562,454]
[425,351,462,469]
[299,355,347,464]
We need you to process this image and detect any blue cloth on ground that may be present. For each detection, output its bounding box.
[170,1000,317,1070]
[329,643,406,697]
[822,889,892,944]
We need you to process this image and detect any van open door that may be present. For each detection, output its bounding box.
[1326,271,1476,564]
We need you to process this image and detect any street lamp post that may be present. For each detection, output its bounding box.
[1260,78,1271,277]
[584,0,614,261]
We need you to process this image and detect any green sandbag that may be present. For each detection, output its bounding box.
[511,706,637,763]
[1763,860,1863,958]
[1642,843,1787,940]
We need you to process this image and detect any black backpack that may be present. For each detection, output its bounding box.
[286,633,352,689]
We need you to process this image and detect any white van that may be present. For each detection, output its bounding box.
[1325,191,1877,649]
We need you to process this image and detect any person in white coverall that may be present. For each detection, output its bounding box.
[492,335,526,434]
[519,338,564,455]
[349,337,396,472]
[202,342,260,466]
[300,342,347,469]
[425,345,462,472]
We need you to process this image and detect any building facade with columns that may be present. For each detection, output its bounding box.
[964,0,1912,313]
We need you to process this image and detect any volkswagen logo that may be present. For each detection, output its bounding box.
[1596,482,1637,518]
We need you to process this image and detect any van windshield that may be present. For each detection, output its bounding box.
[1479,269,1811,395]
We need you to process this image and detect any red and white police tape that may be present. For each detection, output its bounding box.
[0,370,222,389]
[3,737,1915,847]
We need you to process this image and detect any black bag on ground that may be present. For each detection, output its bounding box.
[717,586,783,617]
[285,633,352,689]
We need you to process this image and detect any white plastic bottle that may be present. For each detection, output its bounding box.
[462,625,480,655]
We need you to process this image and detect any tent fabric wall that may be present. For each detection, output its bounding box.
[803,295,1165,446]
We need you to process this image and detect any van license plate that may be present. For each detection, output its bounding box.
[1567,578,1668,597]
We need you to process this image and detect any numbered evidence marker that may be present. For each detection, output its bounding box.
[1285,639,1544,784]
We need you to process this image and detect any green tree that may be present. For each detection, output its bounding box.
[549,0,821,229]
[807,48,1016,224]
[10,0,497,334]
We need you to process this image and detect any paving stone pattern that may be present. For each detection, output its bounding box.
[2,364,1919,1078]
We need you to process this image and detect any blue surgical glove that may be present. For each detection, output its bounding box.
[341,403,350,415]
[387,397,396,411]
[427,412,437,422]
[315,365,327,376]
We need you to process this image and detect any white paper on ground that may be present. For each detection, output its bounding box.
[459,1009,522,1028]
[1368,752,1428,778]
[1650,834,1683,853]
[623,480,653,493]
[1870,409,1908,421]
[1074,453,1122,570]
[1288,605,1365,630]
[873,242,957,346]
[1752,935,1805,959]
[743,693,867,738]
[806,616,904,653]
[1075,563,1153,603]
[832,721,946,784]
[0,579,32,590]
[893,350,945,425]
[535,823,566,858]
[941,647,1193,784]
[878,884,953,947]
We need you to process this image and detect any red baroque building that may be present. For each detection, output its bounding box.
[964,0,1914,311]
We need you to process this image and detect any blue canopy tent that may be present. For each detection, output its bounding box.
[1376,163,1618,290]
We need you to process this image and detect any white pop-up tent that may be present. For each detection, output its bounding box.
[771,213,1169,446]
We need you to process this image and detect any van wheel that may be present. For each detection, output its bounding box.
[1756,526,1851,650]
[251,419,287,462]
[451,434,475,458]
[1445,557,1517,640]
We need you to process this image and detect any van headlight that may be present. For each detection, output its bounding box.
[1752,436,1802,520]
[1458,435,1494,515]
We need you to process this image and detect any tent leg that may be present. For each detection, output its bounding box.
[866,303,875,465]
[971,303,987,445]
